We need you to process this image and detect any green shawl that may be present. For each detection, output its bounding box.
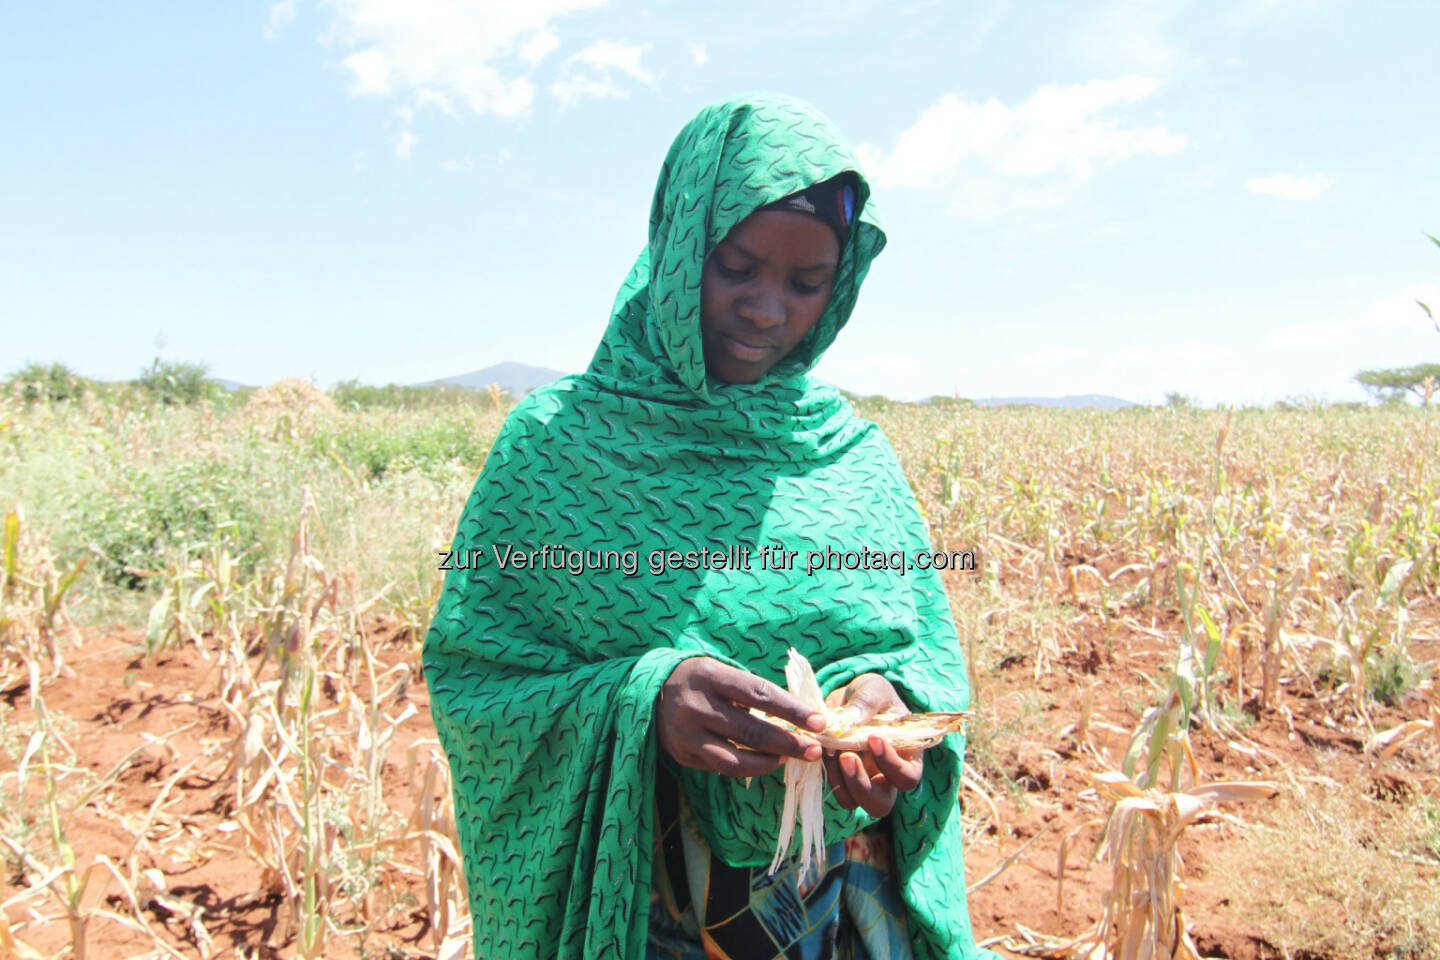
[424,93,992,960]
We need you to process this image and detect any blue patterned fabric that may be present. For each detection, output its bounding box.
[648,765,917,960]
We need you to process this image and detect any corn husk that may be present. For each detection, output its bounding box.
[764,648,970,883]
[768,648,828,882]
[809,710,971,751]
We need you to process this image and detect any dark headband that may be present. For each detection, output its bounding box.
[759,173,857,249]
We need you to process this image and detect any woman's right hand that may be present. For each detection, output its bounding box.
[656,657,825,778]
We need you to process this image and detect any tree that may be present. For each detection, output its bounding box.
[134,357,220,405]
[1355,364,1440,406]
[1353,234,1440,406]
[6,362,87,402]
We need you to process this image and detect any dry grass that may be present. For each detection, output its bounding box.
[1209,774,1440,959]
[0,485,471,958]
[0,393,1436,956]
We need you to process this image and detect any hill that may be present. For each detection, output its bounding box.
[213,377,253,392]
[426,361,568,395]
[972,393,1135,409]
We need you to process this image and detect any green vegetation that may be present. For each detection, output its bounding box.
[1353,233,1440,407]
[312,417,491,481]
[1367,648,1426,706]
[1,382,1436,959]
[79,458,265,588]
[133,357,224,405]
[330,378,500,410]
[1163,391,1197,408]
[1355,364,1440,406]
[5,362,88,403]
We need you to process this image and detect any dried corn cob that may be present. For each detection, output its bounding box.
[763,649,970,882]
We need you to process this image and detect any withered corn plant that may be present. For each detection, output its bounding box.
[0,507,86,685]
[1007,772,1277,960]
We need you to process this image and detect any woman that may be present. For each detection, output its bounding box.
[424,93,992,960]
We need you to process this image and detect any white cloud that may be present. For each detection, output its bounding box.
[812,348,943,399]
[859,77,1185,191]
[394,129,417,159]
[550,40,653,108]
[1075,0,1182,76]
[415,87,457,117]
[964,0,1013,55]
[1226,0,1338,29]
[690,42,709,67]
[1243,173,1335,199]
[439,158,471,173]
[342,48,392,96]
[320,0,607,118]
[570,39,653,80]
[1009,285,1440,404]
[520,26,560,65]
[1263,285,1439,350]
[1015,339,1233,397]
[820,350,928,376]
[265,0,298,40]
[551,74,621,107]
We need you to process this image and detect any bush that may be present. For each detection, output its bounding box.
[134,358,222,405]
[80,459,264,588]
[313,420,489,481]
[1366,649,1425,706]
[330,380,488,410]
[6,362,88,402]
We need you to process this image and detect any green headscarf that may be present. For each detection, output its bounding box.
[424,92,993,960]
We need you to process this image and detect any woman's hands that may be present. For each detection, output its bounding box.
[822,674,923,818]
[657,657,825,778]
[655,660,923,818]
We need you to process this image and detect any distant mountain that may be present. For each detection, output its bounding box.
[213,377,253,392]
[972,394,1136,410]
[427,362,570,395]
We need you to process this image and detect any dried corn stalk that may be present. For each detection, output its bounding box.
[1007,771,1277,960]
[765,648,970,884]
[1366,701,1440,760]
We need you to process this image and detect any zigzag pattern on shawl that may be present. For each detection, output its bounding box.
[424,93,996,960]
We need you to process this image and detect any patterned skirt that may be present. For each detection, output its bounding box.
[648,765,915,960]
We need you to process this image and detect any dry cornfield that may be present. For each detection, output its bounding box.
[1,387,1436,959]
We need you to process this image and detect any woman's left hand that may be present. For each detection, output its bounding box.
[822,674,924,818]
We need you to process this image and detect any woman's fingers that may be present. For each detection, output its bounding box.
[707,662,826,734]
[657,657,823,775]
[830,673,908,727]
[825,749,897,817]
[687,736,786,778]
[710,699,821,763]
[657,659,927,797]
[836,751,896,817]
[824,753,859,810]
[868,735,923,792]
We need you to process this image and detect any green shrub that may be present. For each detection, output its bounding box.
[1366,649,1425,706]
[313,420,489,481]
[330,379,485,410]
[80,458,264,588]
[6,362,88,402]
[134,358,222,405]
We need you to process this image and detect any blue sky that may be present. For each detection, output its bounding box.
[5,1,1438,404]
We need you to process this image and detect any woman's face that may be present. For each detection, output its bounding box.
[700,208,840,384]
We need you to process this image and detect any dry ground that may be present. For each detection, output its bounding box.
[4,605,1435,960]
